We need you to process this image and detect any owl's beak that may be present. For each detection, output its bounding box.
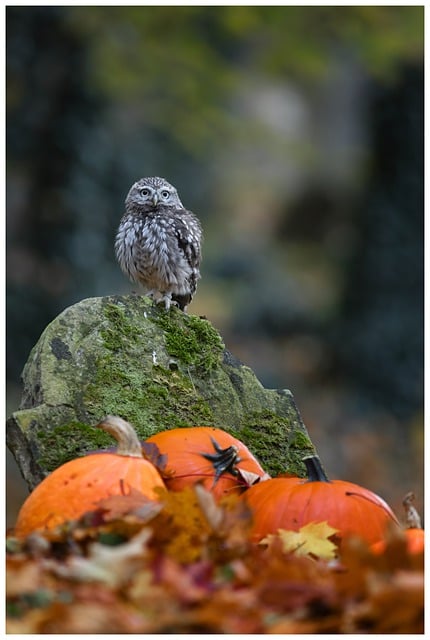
[152,193,159,206]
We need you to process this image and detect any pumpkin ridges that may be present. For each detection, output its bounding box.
[14,417,166,538]
[15,453,165,537]
[343,489,400,525]
[244,457,400,545]
[245,478,296,536]
[145,426,267,500]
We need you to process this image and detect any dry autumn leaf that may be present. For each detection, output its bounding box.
[95,485,164,522]
[261,521,339,560]
[45,527,153,589]
[151,486,213,563]
[140,441,172,477]
[6,485,423,634]
[235,468,271,487]
[194,483,224,530]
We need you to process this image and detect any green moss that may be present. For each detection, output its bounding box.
[15,295,316,485]
[86,310,216,438]
[288,430,314,451]
[152,308,224,370]
[80,300,222,438]
[85,366,211,438]
[100,302,143,351]
[228,409,314,478]
[36,422,112,471]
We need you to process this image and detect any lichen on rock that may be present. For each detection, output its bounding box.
[7,295,316,490]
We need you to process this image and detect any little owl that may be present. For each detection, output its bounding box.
[115,177,202,311]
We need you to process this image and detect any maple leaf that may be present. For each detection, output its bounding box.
[6,481,424,635]
[261,521,339,560]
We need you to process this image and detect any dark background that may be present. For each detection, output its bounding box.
[6,6,424,527]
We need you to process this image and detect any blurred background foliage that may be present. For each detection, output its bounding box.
[6,6,423,526]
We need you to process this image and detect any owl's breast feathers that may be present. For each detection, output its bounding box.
[115,204,202,306]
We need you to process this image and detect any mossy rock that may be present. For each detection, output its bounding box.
[7,295,316,490]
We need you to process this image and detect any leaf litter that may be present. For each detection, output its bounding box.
[6,484,424,633]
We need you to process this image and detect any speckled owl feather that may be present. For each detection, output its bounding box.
[115,177,202,311]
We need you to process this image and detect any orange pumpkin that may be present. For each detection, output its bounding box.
[145,426,268,501]
[401,528,424,554]
[371,491,424,555]
[371,528,424,555]
[244,455,400,545]
[14,416,166,537]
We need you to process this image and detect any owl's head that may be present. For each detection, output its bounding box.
[126,176,183,209]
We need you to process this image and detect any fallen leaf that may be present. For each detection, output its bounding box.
[95,484,164,522]
[152,487,212,563]
[194,483,223,530]
[140,441,172,477]
[45,528,152,588]
[262,521,339,560]
[6,482,424,634]
[6,559,43,597]
[235,468,271,487]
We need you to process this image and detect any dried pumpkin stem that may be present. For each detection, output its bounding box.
[201,437,241,482]
[402,491,422,529]
[302,455,330,483]
[96,415,143,458]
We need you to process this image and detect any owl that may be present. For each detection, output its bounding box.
[115,176,202,311]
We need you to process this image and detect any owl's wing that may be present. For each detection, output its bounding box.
[174,210,202,270]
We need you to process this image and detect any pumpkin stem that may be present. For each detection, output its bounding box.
[96,416,143,458]
[402,491,422,529]
[302,455,331,483]
[200,437,242,483]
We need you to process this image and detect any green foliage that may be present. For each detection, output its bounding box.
[63,5,422,158]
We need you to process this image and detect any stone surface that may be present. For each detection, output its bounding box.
[7,295,316,490]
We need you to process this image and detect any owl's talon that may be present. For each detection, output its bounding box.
[151,292,175,311]
[161,296,179,311]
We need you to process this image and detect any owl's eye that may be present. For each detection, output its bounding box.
[140,188,150,197]
[161,190,170,199]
